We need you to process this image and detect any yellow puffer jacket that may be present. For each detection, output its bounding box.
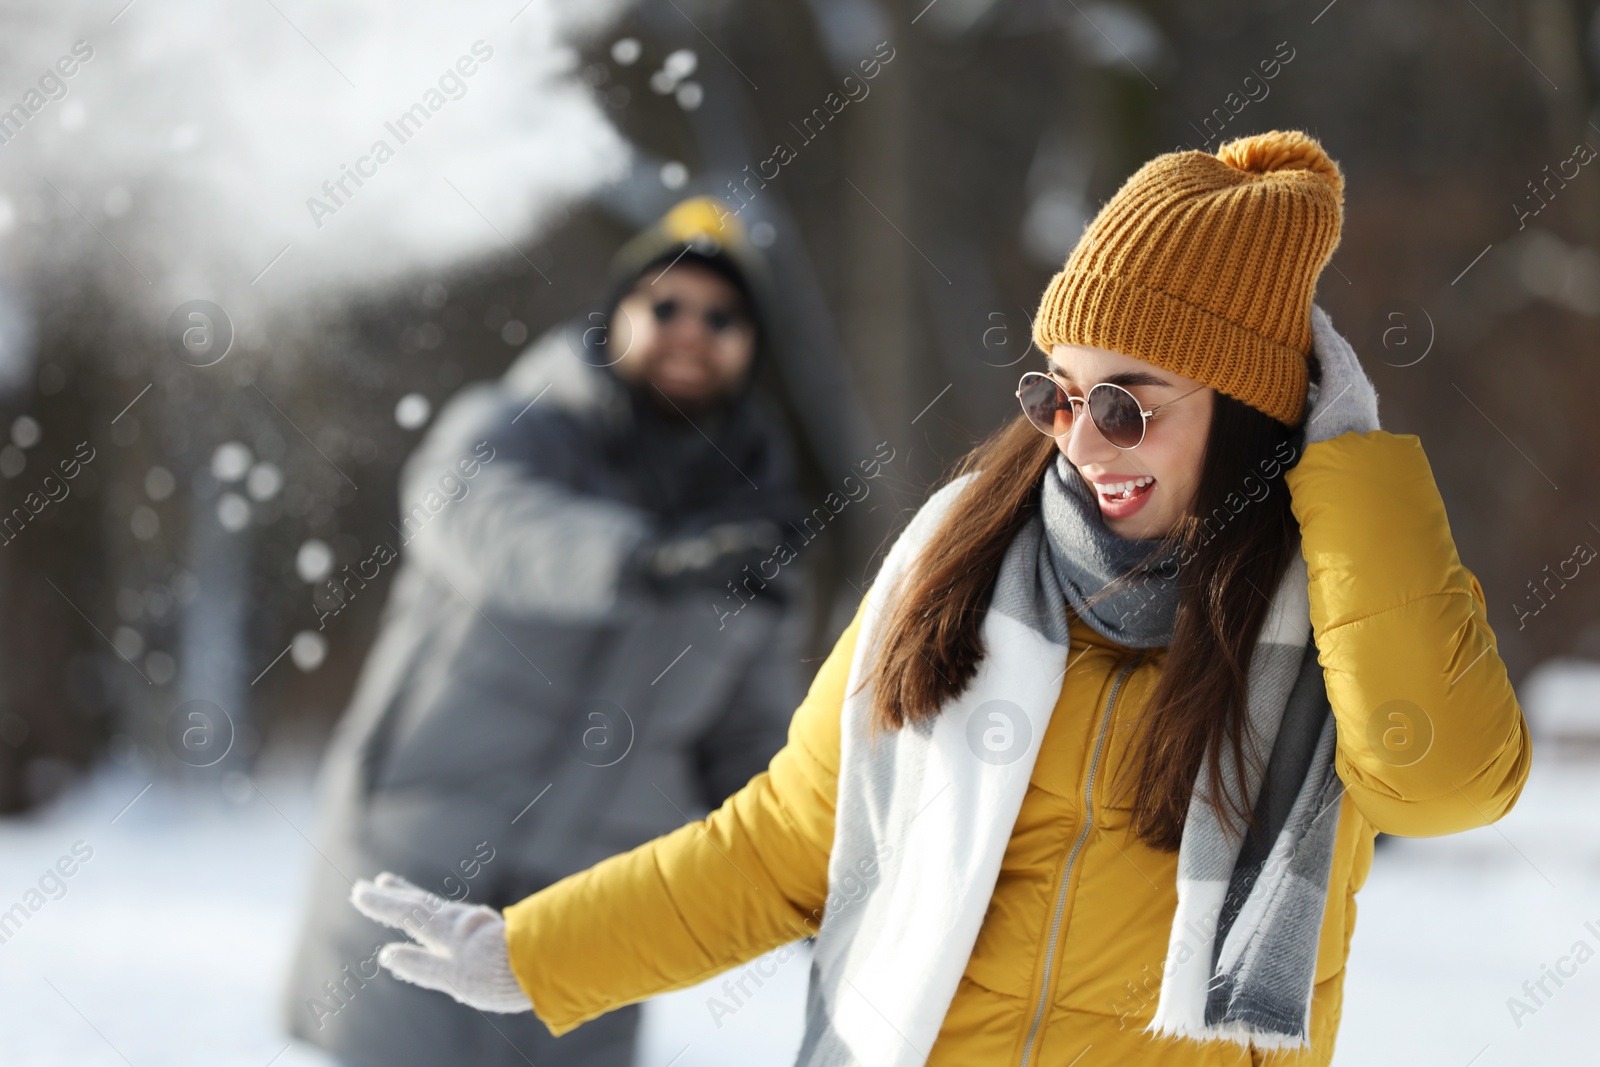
[503,430,1531,1065]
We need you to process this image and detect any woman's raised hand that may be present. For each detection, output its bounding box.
[1305,303,1382,444]
[349,871,534,1013]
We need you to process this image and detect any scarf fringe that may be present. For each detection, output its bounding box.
[1144,1016,1313,1051]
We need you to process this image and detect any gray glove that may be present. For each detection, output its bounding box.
[1304,303,1381,444]
[349,872,533,1014]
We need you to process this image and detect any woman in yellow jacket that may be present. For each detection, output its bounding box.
[348,130,1531,1066]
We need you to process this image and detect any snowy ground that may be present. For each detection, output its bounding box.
[1333,748,1600,1066]
[2,740,1595,1065]
[0,757,811,1067]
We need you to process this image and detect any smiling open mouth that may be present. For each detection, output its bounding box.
[1097,476,1155,504]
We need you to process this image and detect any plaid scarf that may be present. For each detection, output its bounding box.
[794,469,1344,1066]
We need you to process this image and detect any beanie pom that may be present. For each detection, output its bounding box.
[1216,130,1344,204]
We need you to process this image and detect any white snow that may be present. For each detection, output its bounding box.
[0,760,809,1066]
[0,0,634,322]
[1332,750,1600,1065]
[1521,657,1600,743]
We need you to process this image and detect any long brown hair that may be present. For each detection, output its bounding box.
[859,390,1304,850]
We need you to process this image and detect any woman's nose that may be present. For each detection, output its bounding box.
[1063,403,1117,465]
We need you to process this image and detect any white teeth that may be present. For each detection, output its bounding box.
[1098,475,1154,497]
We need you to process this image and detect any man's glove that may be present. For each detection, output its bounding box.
[1304,303,1382,444]
[349,872,533,1014]
[628,519,783,595]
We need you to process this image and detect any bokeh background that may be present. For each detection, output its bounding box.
[1,0,1598,1064]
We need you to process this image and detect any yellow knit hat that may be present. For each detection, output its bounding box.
[1031,129,1345,427]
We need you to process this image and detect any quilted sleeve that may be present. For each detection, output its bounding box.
[1285,430,1532,837]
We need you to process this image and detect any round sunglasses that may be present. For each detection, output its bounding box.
[650,297,749,335]
[1015,371,1206,450]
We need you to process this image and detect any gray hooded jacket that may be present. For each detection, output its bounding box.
[283,321,812,1066]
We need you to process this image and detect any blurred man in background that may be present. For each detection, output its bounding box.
[283,198,814,1066]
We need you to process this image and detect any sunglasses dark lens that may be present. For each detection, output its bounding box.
[1088,385,1144,448]
[1019,375,1072,436]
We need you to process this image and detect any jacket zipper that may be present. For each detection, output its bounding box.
[1017,652,1144,1067]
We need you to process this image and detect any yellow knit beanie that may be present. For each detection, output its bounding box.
[1031,129,1345,427]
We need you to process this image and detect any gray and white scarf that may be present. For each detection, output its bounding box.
[795,458,1345,1065]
